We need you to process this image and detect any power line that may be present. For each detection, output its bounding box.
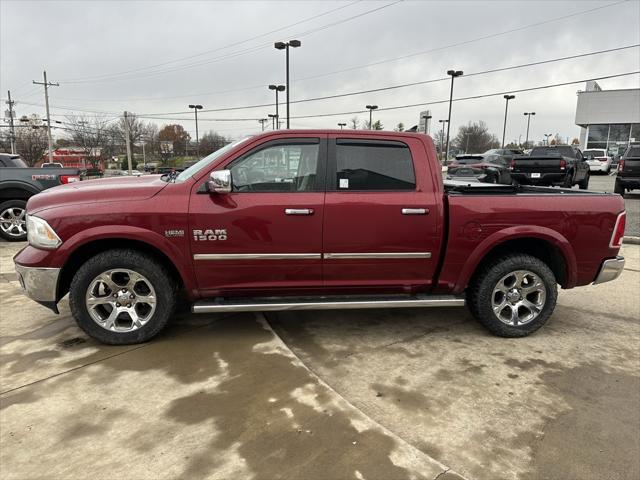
[294,0,633,84]
[47,0,633,103]
[58,1,403,85]
[288,71,640,119]
[58,1,362,83]
[133,44,640,116]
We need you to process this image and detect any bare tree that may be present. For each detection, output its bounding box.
[349,116,359,129]
[15,115,48,166]
[452,121,500,153]
[65,115,111,167]
[199,130,229,156]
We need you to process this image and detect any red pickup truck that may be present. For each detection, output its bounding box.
[14,130,626,344]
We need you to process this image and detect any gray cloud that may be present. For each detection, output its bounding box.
[2,0,639,144]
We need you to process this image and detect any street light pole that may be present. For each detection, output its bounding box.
[269,85,285,129]
[524,112,535,148]
[258,118,268,131]
[445,69,463,160]
[501,94,515,148]
[438,119,448,160]
[274,40,301,129]
[365,105,378,130]
[422,114,432,134]
[268,114,277,130]
[338,122,346,130]
[188,104,203,157]
[544,133,552,145]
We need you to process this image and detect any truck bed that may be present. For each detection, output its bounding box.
[443,180,612,196]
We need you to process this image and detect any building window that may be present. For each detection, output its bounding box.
[609,124,630,143]
[587,124,609,143]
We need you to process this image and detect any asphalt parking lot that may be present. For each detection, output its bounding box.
[1,238,639,480]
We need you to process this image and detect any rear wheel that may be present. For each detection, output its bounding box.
[0,200,27,241]
[614,180,625,195]
[467,254,558,337]
[69,249,177,344]
[562,172,573,188]
[578,171,590,190]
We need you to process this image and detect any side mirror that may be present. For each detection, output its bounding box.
[208,170,232,194]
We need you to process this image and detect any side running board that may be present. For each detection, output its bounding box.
[192,294,465,314]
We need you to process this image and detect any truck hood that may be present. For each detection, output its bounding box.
[27,175,169,214]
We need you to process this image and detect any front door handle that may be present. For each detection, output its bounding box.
[402,208,429,215]
[285,208,314,215]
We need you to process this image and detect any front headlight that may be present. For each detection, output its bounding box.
[26,215,62,249]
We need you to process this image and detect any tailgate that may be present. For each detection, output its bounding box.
[512,156,563,174]
[30,168,81,189]
[621,158,640,175]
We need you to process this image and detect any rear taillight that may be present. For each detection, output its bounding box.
[509,159,516,171]
[60,175,80,184]
[618,159,625,172]
[559,159,566,170]
[610,211,626,248]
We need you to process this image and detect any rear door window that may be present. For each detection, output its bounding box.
[333,139,416,191]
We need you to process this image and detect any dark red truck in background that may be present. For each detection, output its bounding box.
[13,130,626,344]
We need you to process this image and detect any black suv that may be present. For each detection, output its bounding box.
[615,145,640,196]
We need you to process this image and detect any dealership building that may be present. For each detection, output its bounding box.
[575,81,640,156]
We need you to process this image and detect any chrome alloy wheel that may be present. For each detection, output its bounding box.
[85,269,157,332]
[0,207,26,238]
[491,270,546,326]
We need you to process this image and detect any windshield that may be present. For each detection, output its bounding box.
[583,150,605,159]
[455,157,483,164]
[174,137,251,182]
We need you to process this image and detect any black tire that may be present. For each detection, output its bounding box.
[0,199,28,241]
[467,253,558,338]
[578,171,590,190]
[562,172,573,188]
[69,249,177,345]
[614,180,625,196]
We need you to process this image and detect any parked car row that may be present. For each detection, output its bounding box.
[447,145,640,193]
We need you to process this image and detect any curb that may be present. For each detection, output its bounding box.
[623,236,640,245]
[258,312,471,480]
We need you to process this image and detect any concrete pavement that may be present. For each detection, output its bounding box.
[270,244,640,480]
[0,242,460,480]
[1,240,638,480]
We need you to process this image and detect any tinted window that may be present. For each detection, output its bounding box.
[625,146,640,157]
[230,142,319,192]
[0,155,27,168]
[583,150,606,159]
[335,141,415,191]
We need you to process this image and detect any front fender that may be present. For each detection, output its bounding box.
[56,225,196,296]
[452,225,577,294]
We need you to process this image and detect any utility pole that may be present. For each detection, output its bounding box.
[32,71,59,163]
[5,90,16,154]
[123,111,133,175]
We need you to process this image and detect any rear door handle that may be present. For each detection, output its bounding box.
[285,208,314,215]
[402,208,429,215]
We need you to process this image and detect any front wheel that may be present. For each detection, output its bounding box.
[0,200,27,241]
[578,171,590,190]
[467,254,558,337]
[69,249,177,344]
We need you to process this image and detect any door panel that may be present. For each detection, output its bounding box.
[322,137,441,289]
[189,137,326,295]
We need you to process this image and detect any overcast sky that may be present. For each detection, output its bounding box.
[2,0,639,144]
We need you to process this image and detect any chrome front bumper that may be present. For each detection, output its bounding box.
[593,256,625,285]
[14,263,60,303]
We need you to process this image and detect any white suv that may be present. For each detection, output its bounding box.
[583,149,612,174]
